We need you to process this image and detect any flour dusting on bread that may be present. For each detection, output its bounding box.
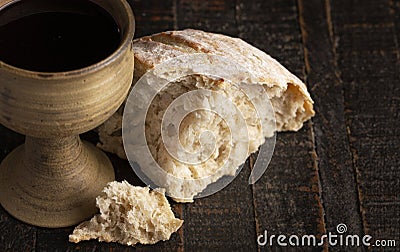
[97,29,314,202]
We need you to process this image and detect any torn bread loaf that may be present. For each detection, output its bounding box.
[69,181,183,246]
[97,29,315,202]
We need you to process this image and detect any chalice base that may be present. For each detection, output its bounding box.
[0,136,115,228]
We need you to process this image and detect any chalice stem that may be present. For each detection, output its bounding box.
[0,135,115,227]
[25,136,83,177]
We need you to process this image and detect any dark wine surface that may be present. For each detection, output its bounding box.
[0,0,120,72]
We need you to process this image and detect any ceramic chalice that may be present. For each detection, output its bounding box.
[0,0,134,227]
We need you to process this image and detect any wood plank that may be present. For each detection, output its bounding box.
[128,0,176,37]
[176,1,258,250]
[176,0,237,36]
[0,125,24,158]
[0,126,37,252]
[330,0,400,249]
[298,0,365,246]
[182,162,258,250]
[236,0,326,250]
[0,0,396,251]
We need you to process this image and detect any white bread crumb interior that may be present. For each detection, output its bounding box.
[97,29,315,202]
[69,180,183,246]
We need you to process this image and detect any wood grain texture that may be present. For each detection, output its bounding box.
[176,0,237,36]
[128,0,176,37]
[330,0,400,250]
[0,117,33,252]
[0,0,399,251]
[298,0,365,246]
[236,0,325,250]
[0,198,36,252]
[182,164,258,251]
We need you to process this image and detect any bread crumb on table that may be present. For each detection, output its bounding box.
[69,180,183,246]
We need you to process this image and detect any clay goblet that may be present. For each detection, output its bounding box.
[0,0,134,227]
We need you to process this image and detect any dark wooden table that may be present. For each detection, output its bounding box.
[1,0,399,251]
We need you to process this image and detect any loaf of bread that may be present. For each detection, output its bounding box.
[69,181,183,246]
[97,29,314,202]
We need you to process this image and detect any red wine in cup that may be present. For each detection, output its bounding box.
[0,0,121,72]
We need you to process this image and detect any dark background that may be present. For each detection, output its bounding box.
[1,0,399,251]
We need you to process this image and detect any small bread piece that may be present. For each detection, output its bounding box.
[97,29,315,201]
[69,181,183,246]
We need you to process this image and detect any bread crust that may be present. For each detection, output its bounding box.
[132,29,314,130]
[97,29,315,201]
